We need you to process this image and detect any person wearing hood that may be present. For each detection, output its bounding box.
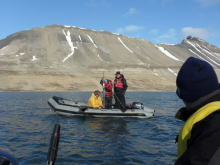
[114,71,128,109]
[175,57,220,165]
[88,90,105,109]
[100,78,113,109]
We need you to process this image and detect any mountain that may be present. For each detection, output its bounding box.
[0,25,220,91]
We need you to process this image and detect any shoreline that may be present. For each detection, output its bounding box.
[0,90,176,92]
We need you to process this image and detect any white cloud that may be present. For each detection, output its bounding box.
[155,28,176,43]
[181,27,215,39]
[116,25,145,34]
[123,8,139,17]
[195,0,220,6]
[149,29,159,35]
[158,29,176,39]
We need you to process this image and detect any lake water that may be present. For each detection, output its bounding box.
[0,92,185,165]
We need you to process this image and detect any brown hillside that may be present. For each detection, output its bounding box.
[0,25,220,91]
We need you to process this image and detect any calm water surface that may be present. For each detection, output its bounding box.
[0,92,185,165]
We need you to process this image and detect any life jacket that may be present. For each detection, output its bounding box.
[105,80,113,96]
[88,93,102,108]
[114,77,123,88]
[177,101,220,159]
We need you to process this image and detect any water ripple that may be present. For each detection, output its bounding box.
[0,92,184,165]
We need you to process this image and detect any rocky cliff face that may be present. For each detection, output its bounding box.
[0,25,220,91]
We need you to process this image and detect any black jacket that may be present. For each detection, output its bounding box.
[114,74,128,93]
[175,89,220,165]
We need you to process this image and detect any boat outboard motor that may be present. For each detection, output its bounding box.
[131,102,144,109]
[47,124,61,165]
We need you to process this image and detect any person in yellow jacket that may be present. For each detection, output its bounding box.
[88,90,105,109]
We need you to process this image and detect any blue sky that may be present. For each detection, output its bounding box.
[0,0,220,47]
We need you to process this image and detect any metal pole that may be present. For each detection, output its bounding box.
[103,71,105,107]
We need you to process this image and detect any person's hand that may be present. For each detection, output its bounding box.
[99,105,105,109]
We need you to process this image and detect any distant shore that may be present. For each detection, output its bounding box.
[0,89,176,92]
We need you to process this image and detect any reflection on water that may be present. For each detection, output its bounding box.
[0,92,184,165]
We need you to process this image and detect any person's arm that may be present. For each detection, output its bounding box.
[105,84,112,92]
[100,80,103,85]
[122,78,128,92]
[88,97,92,107]
[98,97,104,109]
[100,77,105,85]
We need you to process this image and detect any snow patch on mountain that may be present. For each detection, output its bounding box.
[62,30,78,62]
[133,43,141,50]
[160,43,176,46]
[196,43,203,49]
[79,35,82,42]
[31,56,38,61]
[0,46,8,50]
[196,43,220,60]
[118,37,133,53]
[187,41,220,66]
[195,43,220,61]
[98,55,103,61]
[138,59,144,65]
[203,49,220,61]
[136,46,141,50]
[87,34,97,48]
[64,25,77,28]
[189,49,216,67]
[155,45,183,62]
[168,68,177,76]
[202,45,210,51]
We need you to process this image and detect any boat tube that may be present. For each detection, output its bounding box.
[48,96,155,118]
[0,148,18,165]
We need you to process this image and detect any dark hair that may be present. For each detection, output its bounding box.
[94,90,100,95]
[115,71,121,75]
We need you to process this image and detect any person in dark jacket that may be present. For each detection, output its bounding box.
[100,78,113,109]
[114,71,128,109]
[175,57,220,165]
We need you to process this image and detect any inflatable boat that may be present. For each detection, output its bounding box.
[48,96,155,118]
[0,148,18,165]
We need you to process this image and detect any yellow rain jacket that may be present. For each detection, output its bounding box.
[177,101,220,159]
[88,93,102,108]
